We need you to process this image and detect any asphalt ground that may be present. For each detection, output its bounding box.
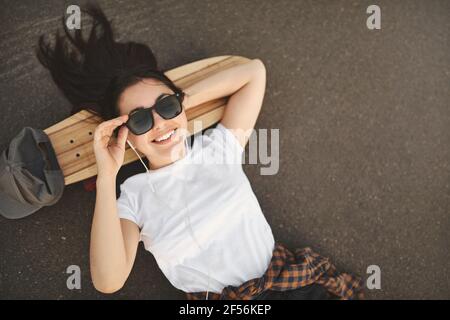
[0,0,449,299]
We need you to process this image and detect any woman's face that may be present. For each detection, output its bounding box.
[117,78,188,167]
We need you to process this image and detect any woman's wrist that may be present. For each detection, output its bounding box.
[96,173,117,187]
[181,59,254,108]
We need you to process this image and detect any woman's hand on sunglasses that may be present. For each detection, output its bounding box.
[93,115,129,178]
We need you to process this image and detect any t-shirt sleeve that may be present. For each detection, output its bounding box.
[116,184,140,227]
[208,122,245,164]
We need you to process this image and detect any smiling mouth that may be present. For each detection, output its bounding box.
[151,128,177,145]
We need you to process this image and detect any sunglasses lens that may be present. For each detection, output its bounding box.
[156,95,182,119]
[128,109,153,135]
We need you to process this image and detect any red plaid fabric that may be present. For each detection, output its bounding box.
[186,242,364,300]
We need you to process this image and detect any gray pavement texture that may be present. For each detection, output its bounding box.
[0,0,449,299]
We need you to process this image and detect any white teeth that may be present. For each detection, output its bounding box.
[155,129,175,142]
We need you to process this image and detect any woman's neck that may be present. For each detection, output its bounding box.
[146,143,188,170]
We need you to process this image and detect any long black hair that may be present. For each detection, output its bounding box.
[36,2,184,120]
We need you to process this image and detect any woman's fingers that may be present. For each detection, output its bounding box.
[97,116,128,132]
[94,115,128,144]
[116,125,129,148]
[97,115,128,131]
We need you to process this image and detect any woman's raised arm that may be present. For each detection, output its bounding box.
[89,116,140,293]
[183,59,266,148]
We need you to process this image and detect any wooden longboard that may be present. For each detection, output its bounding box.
[44,55,250,185]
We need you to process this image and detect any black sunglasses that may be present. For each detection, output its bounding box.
[124,92,184,135]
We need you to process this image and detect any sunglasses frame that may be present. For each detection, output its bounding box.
[124,91,185,136]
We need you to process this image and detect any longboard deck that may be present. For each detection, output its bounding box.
[44,55,250,185]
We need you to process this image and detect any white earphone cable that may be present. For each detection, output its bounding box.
[126,137,211,300]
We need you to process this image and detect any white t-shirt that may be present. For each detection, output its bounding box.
[116,123,275,293]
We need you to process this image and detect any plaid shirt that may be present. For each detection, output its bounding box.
[186,242,364,300]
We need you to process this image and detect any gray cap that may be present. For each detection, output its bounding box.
[0,127,64,219]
